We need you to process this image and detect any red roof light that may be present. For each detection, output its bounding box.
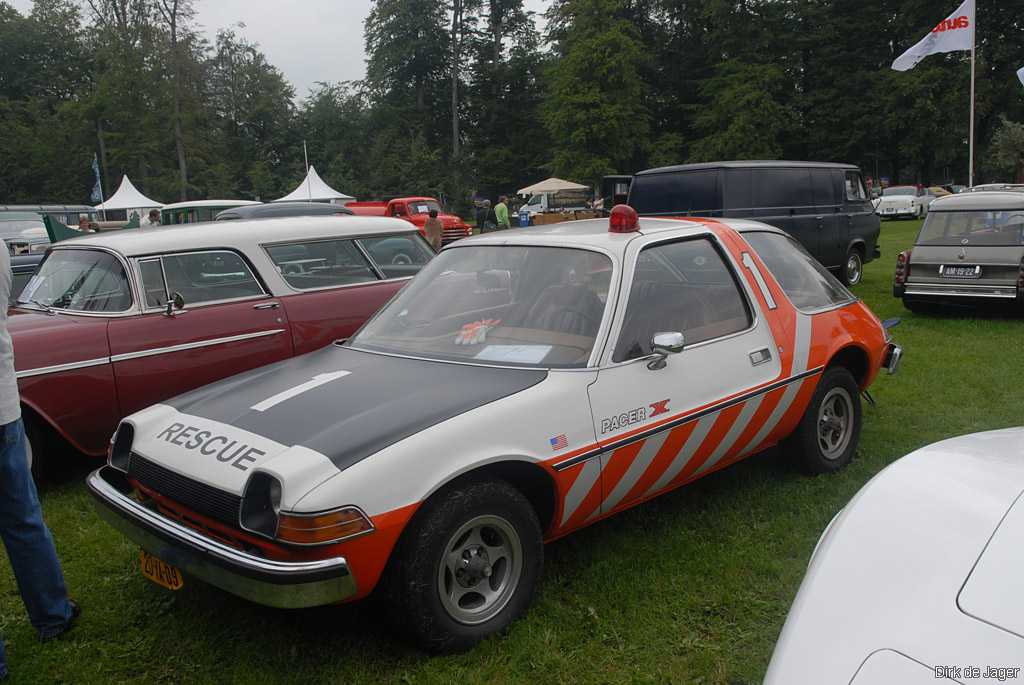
[609,204,639,233]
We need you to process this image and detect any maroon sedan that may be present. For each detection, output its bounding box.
[11,215,432,475]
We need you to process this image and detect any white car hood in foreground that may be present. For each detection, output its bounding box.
[766,428,1024,684]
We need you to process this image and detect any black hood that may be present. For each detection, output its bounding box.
[163,345,548,471]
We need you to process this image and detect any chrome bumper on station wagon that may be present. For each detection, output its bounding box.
[87,467,357,609]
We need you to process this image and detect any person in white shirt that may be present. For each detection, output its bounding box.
[0,247,79,681]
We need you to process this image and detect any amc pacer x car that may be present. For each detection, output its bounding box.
[893,192,1024,311]
[89,206,901,651]
[12,216,432,475]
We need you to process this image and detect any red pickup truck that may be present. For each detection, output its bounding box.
[347,197,471,245]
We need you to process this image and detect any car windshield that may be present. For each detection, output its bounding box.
[349,245,613,368]
[407,200,441,216]
[883,187,917,196]
[917,211,1024,247]
[17,249,132,312]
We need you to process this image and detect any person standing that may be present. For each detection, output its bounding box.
[423,209,444,252]
[0,247,79,681]
[494,195,511,230]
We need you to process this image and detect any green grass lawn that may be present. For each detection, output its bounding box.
[4,219,1023,684]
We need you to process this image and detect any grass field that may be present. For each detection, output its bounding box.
[4,219,1022,684]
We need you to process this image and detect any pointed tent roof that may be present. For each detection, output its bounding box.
[275,166,354,203]
[517,177,590,196]
[95,175,163,211]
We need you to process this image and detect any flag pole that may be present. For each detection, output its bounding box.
[968,2,976,187]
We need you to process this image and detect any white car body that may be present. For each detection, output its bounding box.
[766,428,1024,684]
[874,186,931,219]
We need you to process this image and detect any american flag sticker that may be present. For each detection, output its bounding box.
[549,434,568,451]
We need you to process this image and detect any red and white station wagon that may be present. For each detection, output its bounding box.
[90,207,902,651]
[12,216,432,474]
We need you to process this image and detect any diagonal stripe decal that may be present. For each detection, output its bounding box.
[694,395,764,477]
[642,412,719,499]
[560,459,602,525]
[595,430,669,518]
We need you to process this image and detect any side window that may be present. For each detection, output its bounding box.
[753,169,813,208]
[266,239,378,290]
[845,172,867,202]
[139,258,167,308]
[628,170,721,215]
[742,232,854,311]
[391,203,407,217]
[723,169,753,209]
[161,250,265,305]
[357,234,433,279]
[614,239,752,362]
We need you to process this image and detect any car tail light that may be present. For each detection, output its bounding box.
[894,249,912,286]
[609,204,639,233]
[276,507,374,545]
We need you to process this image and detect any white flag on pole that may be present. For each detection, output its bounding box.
[1018,66,1024,87]
[892,0,975,71]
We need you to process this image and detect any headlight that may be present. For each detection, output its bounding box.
[276,506,374,545]
[108,422,134,472]
[240,472,283,538]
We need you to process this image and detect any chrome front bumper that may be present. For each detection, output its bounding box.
[87,467,357,609]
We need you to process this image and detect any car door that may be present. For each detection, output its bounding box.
[751,168,820,259]
[582,234,780,521]
[812,169,843,268]
[839,170,878,259]
[108,249,294,417]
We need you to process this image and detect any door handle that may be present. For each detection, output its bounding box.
[253,301,280,310]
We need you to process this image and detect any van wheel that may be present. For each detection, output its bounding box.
[385,478,543,653]
[841,249,863,286]
[783,367,861,475]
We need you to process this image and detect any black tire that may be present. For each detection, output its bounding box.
[840,248,864,287]
[384,478,543,652]
[782,367,862,475]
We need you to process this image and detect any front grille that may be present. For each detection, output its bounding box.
[128,453,242,527]
[442,227,469,244]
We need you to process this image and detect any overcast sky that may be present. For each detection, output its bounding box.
[11,0,550,100]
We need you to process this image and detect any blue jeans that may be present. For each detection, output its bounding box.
[0,419,74,678]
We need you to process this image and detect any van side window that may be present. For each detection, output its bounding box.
[614,239,752,362]
[628,170,721,215]
[753,169,812,208]
[845,172,867,202]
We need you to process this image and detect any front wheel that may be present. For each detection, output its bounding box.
[783,367,862,475]
[385,478,543,652]
[841,249,864,286]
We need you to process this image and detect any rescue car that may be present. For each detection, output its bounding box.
[88,207,902,651]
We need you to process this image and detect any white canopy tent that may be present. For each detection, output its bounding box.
[94,175,162,213]
[275,166,354,204]
[517,177,590,197]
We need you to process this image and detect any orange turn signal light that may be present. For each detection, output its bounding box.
[276,507,374,545]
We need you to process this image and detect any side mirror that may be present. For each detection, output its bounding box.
[648,331,684,370]
[164,291,185,317]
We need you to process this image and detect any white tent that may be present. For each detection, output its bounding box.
[517,177,590,197]
[94,175,162,212]
[275,166,354,203]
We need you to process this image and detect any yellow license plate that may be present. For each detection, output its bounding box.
[139,550,184,591]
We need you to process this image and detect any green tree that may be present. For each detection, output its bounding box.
[543,0,650,184]
[991,117,1024,183]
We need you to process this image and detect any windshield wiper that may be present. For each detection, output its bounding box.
[17,298,55,314]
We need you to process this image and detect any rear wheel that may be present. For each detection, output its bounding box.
[783,367,862,475]
[384,478,543,652]
[841,248,864,286]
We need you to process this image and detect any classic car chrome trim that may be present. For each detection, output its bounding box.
[16,356,112,379]
[88,467,356,609]
[110,329,287,362]
[905,283,1017,299]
